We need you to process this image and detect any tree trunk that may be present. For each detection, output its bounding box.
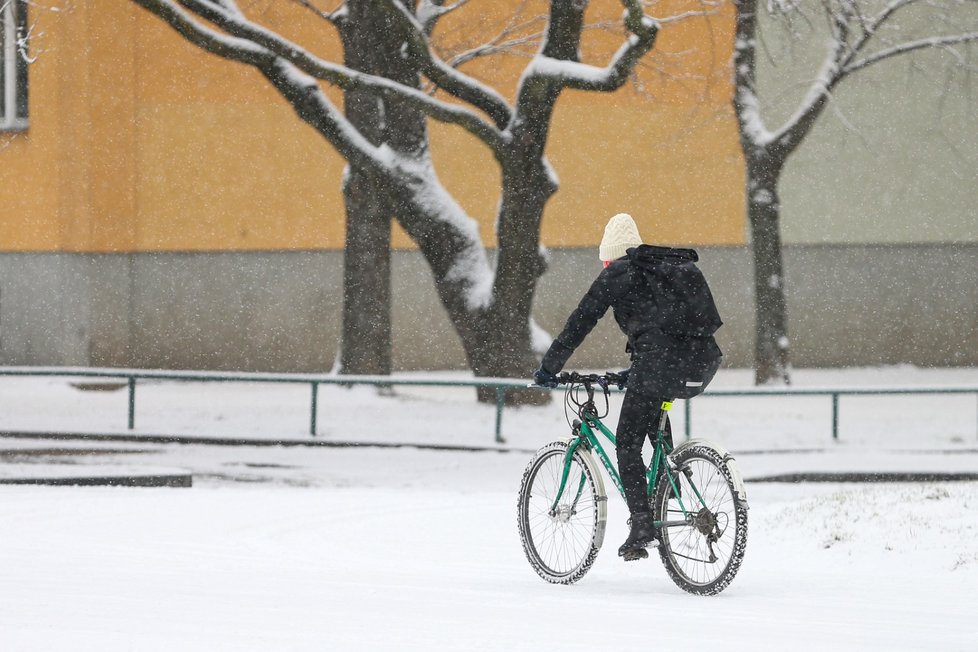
[746,158,791,385]
[467,157,555,403]
[336,3,395,376]
[390,161,550,405]
[340,167,392,376]
[459,0,581,404]
[338,0,430,377]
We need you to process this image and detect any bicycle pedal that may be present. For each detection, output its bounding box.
[621,548,649,562]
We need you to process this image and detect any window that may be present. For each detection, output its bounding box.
[1,0,28,131]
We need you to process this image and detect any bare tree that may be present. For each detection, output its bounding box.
[732,0,978,384]
[129,0,658,401]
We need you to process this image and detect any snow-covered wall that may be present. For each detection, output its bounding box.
[0,245,975,371]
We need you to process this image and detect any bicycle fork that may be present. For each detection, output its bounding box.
[549,434,590,517]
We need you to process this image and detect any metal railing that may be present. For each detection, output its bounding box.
[682,385,978,442]
[0,367,526,443]
[0,367,975,443]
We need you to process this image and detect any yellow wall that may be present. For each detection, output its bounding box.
[0,0,743,253]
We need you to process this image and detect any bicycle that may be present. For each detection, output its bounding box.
[518,371,749,595]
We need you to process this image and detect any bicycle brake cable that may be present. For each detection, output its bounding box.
[562,374,612,427]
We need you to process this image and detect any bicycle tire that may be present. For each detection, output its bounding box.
[517,441,607,584]
[651,443,748,595]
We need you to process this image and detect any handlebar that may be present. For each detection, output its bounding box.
[557,371,625,389]
[528,371,625,390]
[536,371,622,422]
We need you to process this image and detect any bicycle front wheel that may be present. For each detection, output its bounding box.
[517,441,607,584]
[652,444,748,595]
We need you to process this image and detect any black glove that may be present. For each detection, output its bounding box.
[616,368,630,390]
[533,367,559,388]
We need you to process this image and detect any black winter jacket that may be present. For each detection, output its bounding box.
[541,244,723,398]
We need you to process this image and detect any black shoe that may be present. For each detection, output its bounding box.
[618,511,659,558]
[621,548,648,562]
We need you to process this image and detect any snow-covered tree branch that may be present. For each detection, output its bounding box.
[843,32,978,74]
[138,0,509,151]
[379,0,514,128]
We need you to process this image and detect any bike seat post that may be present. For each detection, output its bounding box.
[656,401,673,438]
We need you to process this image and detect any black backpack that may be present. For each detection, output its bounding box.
[633,250,723,399]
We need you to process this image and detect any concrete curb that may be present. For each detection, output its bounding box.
[0,472,192,488]
[0,431,529,454]
[3,432,978,486]
[747,472,978,483]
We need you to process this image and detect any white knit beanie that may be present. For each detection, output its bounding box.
[599,213,642,261]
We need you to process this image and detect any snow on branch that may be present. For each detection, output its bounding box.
[863,0,916,37]
[133,1,385,171]
[521,2,658,93]
[838,0,978,76]
[525,34,655,91]
[735,85,775,147]
[381,0,514,129]
[263,60,394,173]
[652,1,724,25]
[443,11,549,70]
[774,2,978,148]
[732,0,772,148]
[446,28,547,69]
[735,0,978,156]
[133,0,275,65]
[162,0,506,151]
[417,0,473,34]
[440,12,623,73]
[765,30,847,153]
[843,32,978,75]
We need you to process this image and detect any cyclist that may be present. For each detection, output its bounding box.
[533,213,723,560]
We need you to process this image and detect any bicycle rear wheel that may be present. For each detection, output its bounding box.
[517,441,607,584]
[652,444,748,595]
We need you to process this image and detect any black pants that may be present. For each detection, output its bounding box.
[616,357,674,515]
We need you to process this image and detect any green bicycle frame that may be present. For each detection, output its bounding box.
[550,403,710,529]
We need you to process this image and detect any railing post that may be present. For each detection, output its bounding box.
[684,399,692,441]
[310,382,318,436]
[127,376,136,430]
[832,393,839,441]
[495,387,506,444]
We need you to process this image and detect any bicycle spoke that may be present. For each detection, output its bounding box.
[518,443,604,583]
[654,447,747,593]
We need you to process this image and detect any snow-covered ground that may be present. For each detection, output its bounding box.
[1,480,977,650]
[1,367,977,650]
